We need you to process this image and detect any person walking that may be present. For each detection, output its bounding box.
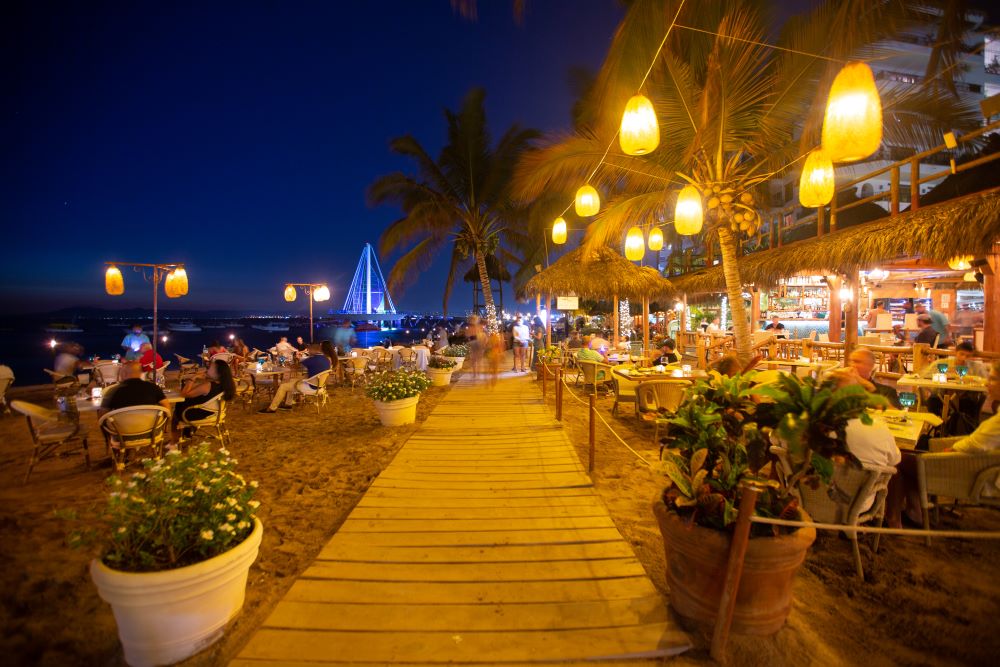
[511,316,530,372]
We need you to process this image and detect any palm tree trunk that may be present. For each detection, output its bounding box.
[475,250,499,333]
[717,226,752,365]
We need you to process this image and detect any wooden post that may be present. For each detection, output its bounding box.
[829,204,837,234]
[612,294,620,349]
[816,205,825,238]
[696,335,707,370]
[545,292,552,348]
[750,288,761,332]
[680,295,688,334]
[642,297,650,356]
[802,339,814,359]
[541,362,547,397]
[910,157,921,212]
[827,275,842,343]
[844,272,859,357]
[555,367,563,421]
[710,484,762,664]
[890,165,900,216]
[984,250,1000,353]
[588,394,596,473]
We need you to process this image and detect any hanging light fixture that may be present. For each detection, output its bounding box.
[624,226,645,261]
[105,265,124,295]
[619,94,659,156]
[647,226,664,251]
[947,255,973,271]
[169,267,188,296]
[674,185,703,236]
[798,149,835,207]
[313,285,331,302]
[164,270,181,298]
[822,61,883,162]
[284,285,297,302]
[963,271,977,282]
[575,185,600,217]
[552,217,567,244]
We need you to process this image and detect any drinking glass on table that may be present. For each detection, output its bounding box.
[899,391,917,413]
[937,362,949,374]
[956,365,968,382]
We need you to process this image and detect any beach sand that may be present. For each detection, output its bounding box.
[1,362,998,666]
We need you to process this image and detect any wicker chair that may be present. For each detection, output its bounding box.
[371,348,394,373]
[12,400,90,482]
[344,357,369,390]
[93,361,121,387]
[637,380,691,449]
[578,360,614,395]
[180,396,231,448]
[98,405,171,472]
[0,373,13,416]
[296,370,331,414]
[397,348,418,371]
[917,448,1000,546]
[233,373,257,411]
[611,372,640,417]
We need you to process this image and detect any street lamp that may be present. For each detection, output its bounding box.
[104,262,188,372]
[282,282,330,342]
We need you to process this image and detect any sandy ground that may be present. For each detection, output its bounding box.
[1,357,998,666]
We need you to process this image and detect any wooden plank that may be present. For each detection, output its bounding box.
[315,540,637,563]
[369,479,592,491]
[237,623,690,663]
[324,527,625,547]
[356,494,603,508]
[361,487,596,499]
[379,468,585,479]
[338,516,616,533]
[348,505,607,520]
[260,596,668,632]
[300,558,646,582]
[231,660,665,667]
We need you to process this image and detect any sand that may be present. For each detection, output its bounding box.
[1,362,998,666]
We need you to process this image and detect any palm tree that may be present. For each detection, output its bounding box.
[514,0,979,362]
[369,88,538,332]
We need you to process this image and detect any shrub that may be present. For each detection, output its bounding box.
[428,356,457,370]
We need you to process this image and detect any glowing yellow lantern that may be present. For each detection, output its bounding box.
[164,271,180,298]
[624,226,645,261]
[947,255,973,271]
[105,265,124,295]
[552,217,567,244]
[575,185,600,217]
[284,285,297,302]
[619,94,659,155]
[798,149,835,207]
[647,226,664,251]
[674,185,703,236]
[822,61,882,162]
[313,285,331,302]
[168,267,188,297]
[963,271,977,282]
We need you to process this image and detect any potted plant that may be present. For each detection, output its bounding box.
[534,345,562,380]
[78,445,262,667]
[426,356,458,386]
[653,371,882,635]
[439,344,468,370]
[366,368,432,426]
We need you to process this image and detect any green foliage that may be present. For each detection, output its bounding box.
[428,356,458,370]
[366,369,432,402]
[535,345,562,363]
[440,344,469,357]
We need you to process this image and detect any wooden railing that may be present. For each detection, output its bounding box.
[912,343,1000,374]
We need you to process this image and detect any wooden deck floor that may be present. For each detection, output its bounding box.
[232,370,690,665]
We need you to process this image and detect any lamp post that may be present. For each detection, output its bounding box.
[283,283,330,342]
[104,262,188,374]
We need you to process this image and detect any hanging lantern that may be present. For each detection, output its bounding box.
[624,226,645,261]
[947,255,973,271]
[313,285,331,302]
[105,265,124,295]
[575,185,600,217]
[552,217,567,244]
[164,270,181,298]
[822,61,882,162]
[674,185,703,236]
[170,267,188,296]
[963,271,977,282]
[619,94,659,156]
[798,149,835,207]
[284,285,297,302]
[647,226,664,251]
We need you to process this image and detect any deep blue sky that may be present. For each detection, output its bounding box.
[1,0,622,316]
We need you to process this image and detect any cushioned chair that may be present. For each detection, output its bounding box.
[296,370,331,414]
[917,448,1000,546]
[180,396,231,448]
[98,405,171,472]
[12,400,90,483]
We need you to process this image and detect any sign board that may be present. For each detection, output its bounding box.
[875,313,893,330]
[903,313,918,330]
[556,296,579,311]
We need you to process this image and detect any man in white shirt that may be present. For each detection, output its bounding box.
[512,316,530,372]
[272,337,297,360]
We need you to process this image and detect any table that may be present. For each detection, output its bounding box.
[895,375,988,424]
[612,367,707,383]
[871,409,943,450]
[761,358,839,375]
[73,390,185,413]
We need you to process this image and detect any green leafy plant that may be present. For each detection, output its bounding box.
[428,356,457,370]
[68,445,259,573]
[535,345,562,363]
[365,369,432,402]
[440,344,469,357]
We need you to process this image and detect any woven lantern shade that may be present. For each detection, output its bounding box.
[313,285,331,301]
[822,61,882,162]
[619,94,659,156]
[169,267,188,296]
[647,226,664,251]
[674,185,703,236]
[284,285,297,302]
[552,217,567,244]
[105,265,124,295]
[799,149,835,207]
[164,270,181,298]
[947,256,973,271]
[575,185,600,217]
[624,226,645,261]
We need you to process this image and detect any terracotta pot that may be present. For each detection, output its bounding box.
[653,498,815,636]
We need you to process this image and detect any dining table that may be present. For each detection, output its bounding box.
[611,366,707,383]
[895,374,988,423]
[870,408,943,450]
[73,389,186,413]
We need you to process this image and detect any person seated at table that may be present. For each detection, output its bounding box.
[706,317,722,333]
[206,340,228,357]
[649,339,680,366]
[566,331,583,349]
[763,315,785,333]
[919,341,989,434]
[271,336,297,360]
[138,343,165,373]
[121,325,150,361]
[294,336,308,352]
[577,335,608,363]
[100,361,171,416]
[847,347,900,409]
[258,341,335,413]
[919,341,989,380]
[171,359,235,443]
[588,335,612,355]
[54,342,94,386]
[231,337,250,360]
[914,314,943,347]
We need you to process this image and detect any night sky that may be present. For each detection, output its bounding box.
[1,0,622,316]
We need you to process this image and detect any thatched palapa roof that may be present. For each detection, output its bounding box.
[525,245,673,301]
[671,186,1000,294]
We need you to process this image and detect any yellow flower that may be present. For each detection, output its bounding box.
[201,530,214,540]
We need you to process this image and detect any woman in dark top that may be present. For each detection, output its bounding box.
[172,359,236,442]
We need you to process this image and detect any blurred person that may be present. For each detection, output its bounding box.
[333,320,357,355]
[465,315,484,376]
[272,336,297,359]
[650,339,680,366]
[121,325,150,361]
[231,337,250,359]
[294,336,308,352]
[172,358,235,443]
[763,315,785,332]
[866,303,888,329]
[259,341,335,413]
[138,342,164,373]
[588,334,612,354]
[914,302,949,342]
[485,330,505,388]
[99,361,171,415]
[206,340,227,357]
[54,342,93,384]
[433,325,450,352]
[913,314,941,347]
[566,331,583,349]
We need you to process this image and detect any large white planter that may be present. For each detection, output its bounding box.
[442,356,465,370]
[90,518,263,667]
[426,367,455,387]
[373,394,420,426]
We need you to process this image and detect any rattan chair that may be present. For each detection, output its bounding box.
[372,348,394,373]
[611,372,640,417]
[917,448,1000,546]
[12,400,90,482]
[233,373,256,411]
[578,360,614,395]
[0,373,13,416]
[296,370,331,414]
[98,405,171,472]
[180,396,231,448]
[397,348,418,371]
[142,360,170,385]
[344,357,369,390]
[637,380,691,448]
[93,361,121,387]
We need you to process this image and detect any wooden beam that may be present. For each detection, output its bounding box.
[984,250,1000,353]
[827,275,842,343]
[642,297,650,354]
[844,272,859,356]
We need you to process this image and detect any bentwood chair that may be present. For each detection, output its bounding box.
[180,396,231,448]
[372,348,395,373]
[579,360,614,396]
[638,380,691,449]
[344,357,369,390]
[98,405,171,472]
[12,400,90,483]
[93,361,121,387]
[296,370,331,414]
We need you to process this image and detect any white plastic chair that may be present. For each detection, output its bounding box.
[98,405,171,472]
[93,361,121,387]
[917,449,1000,546]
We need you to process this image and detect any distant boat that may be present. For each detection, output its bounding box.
[251,322,289,332]
[355,322,380,332]
[168,321,202,332]
[201,322,227,329]
[44,323,84,333]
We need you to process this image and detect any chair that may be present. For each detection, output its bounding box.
[11,400,90,483]
[296,370,331,414]
[180,396,231,448]
[578,360,614,395]
[93,361,121,387]
[637,380,691,448]
[174,354,201,382]
[0,374,13,416]
[142,360,170,385]
[371,348,394,373]
[397,348,418,371]
[233,374,256,411]
[916,449,1000,546]
[211,352,234,364]
[98,405,171,472]
[611,372,640,417]
[344,357,369,390]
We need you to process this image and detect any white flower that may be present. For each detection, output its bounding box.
[201,530,214,540]
[132,472,146,480]
[167,449,182,457]
[248,500,260,509]
[237,521,249,529]
[219,523,234,532]
[227,513,236,521]
[249,480,259,488]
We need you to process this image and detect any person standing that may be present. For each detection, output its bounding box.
[333,320,356,355]
[512,316,530,372]
[465,315,485,376]
[121,325,150,361]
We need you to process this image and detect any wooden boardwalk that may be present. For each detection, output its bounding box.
[233,370,690,665]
